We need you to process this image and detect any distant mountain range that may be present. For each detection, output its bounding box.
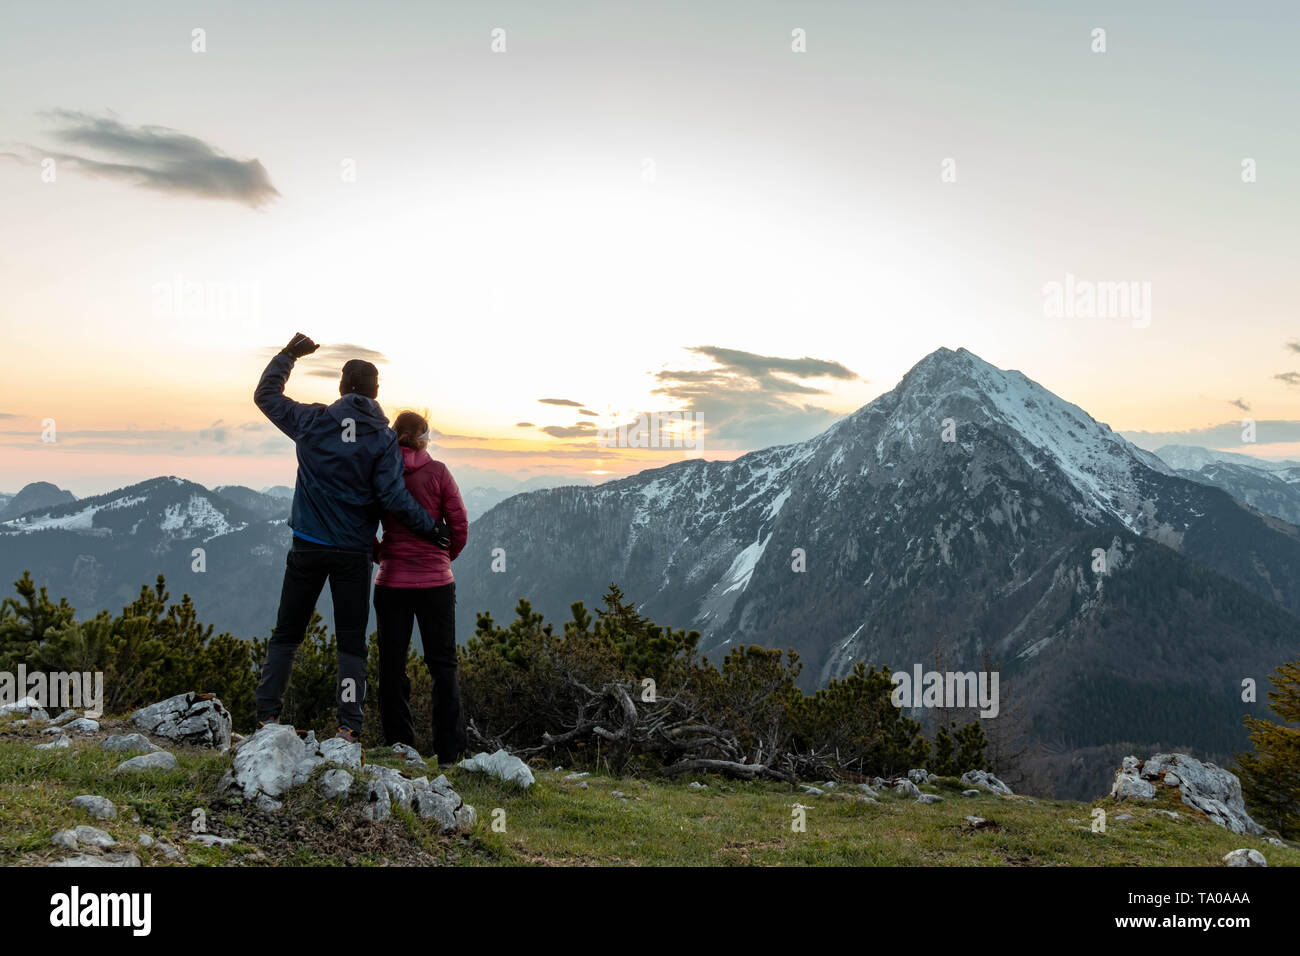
[3,348,1297,798]
[455,347,1300,797]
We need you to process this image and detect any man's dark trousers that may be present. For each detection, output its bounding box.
[256,536,372,733]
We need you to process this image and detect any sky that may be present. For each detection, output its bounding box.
[1,0,1297,497]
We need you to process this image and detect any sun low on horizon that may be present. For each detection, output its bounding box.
[2,1,1298,498]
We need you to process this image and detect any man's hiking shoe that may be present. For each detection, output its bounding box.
[334,727,361,744]
[256,718,278,732]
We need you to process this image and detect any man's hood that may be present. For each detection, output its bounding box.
[401,446,432,473]
[327,394,389,431]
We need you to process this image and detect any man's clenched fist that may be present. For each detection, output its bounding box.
[282,332,319,359]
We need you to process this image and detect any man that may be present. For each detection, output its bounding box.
[253,332,449,743]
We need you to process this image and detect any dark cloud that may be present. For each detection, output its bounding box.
[1276,372,1300,387]
[22,110,279,208]
[541,423,597,439]
[1285,340,1300,354]
[1228,398,1251,412]
[515,422,535,428]
[652,345,861,447]
[577,408,598,416]
[538,398,583,407]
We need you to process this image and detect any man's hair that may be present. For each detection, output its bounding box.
[339,359,379,399]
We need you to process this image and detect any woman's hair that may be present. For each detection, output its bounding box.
[393,409,430,450]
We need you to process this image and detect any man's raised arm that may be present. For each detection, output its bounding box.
[255,332,320,439]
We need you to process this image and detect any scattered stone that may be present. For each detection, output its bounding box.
[577,781,589,790]
[610,790,626,799]
[1223,848,1266,867]
[1153,809,1180,820]
[36,735,70,751]
[51,829,79,848]
[893,779,921,799]
[859,796,879,805]
[60,717,100,735]
[138,833,154,847]
[564,771,590,781]
[318,768,354,801]
[1113,813,1134,821]
[49,853,139,868]
[1264,837,1285,848]
[916,793,943,805]
[801,786,825,796]
[115,751,178,773]
[101,733,161,754]
[960,770,1014,796]
[0,696,48,720]
[961,789,981,797]
[218,723,307,810]
[907,769,929,785]
[821,781,837,789]
[158,843,183,862]
[858,784,879,798]
[71,795,117,820]
[49,709,78,726]
[688,781,707,790]
[964,816,992,828]
[188,834,238,847]
[454,804,476,829]
[366,765,417,810]
[457,749,535,789]
[131,692,231,751]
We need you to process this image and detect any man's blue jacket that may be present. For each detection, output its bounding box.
[254,351,437,550]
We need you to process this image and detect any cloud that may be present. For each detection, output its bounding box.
[539,398,584,407]
[1285,340,1300,354]
[1276,372,1300,387]
[515,422,535,428]
[1228,398,1251,412]
[652,345,861,447]
[22,110,278,208]
[578,409,598,416]
[1121,420,1300,450]
[541,423,597,439]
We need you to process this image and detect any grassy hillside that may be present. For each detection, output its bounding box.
[2,714,1295,867]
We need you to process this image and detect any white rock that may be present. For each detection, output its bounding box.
[131,692,231,751]
[1264,837,1285,847]
[1223,848,1266,867]
[49,853,139,867]
[71,795,117,819]
[188,834,238,847]
[218,723,306,807]
[457,749,535,789]
[318,768,354,801]
[114,751,178,773]
[61,717,100,735]
[916,793,944,805]
[801,786,825,796]
[412,790,459,831]
[454,804,476,830]
[893,779,921,798]
[51,829,79,848]
[1137,753,1264,835]
[0,696,48,720]
[858,784,879,798]
[49,709,78,726]
[137,833,154,847]
[907,769,929,785]
[70,825,116,848]
[1110,758,1157,801]
[36,735,70,751]
[317,736,363,770]
[101,733,161,754]
[961,789,981,797]
[366,765,416,810]
[362,777,392,822]
[688,781,707,790]
[959,770,1013,796]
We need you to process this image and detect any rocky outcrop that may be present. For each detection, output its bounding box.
[1109,753,1265,835]
[1223,848,1267,867]
[959,770,1014,796]
[131,692,231,751]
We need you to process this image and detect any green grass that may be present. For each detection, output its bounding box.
[2,716,1296,867]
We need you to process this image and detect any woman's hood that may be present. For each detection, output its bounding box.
[400,445,432,473]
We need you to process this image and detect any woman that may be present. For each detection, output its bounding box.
[373,410,469,764]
